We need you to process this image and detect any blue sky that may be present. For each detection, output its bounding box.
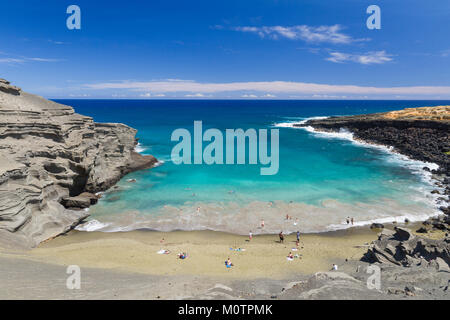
[1,0,449,99]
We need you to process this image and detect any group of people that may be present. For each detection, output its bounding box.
[346,217,355,225]
[248,230,301,245]
[162,216,304,269]
[278,230,301,244]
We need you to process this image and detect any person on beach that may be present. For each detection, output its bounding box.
[287,252,294,259]
[279,231,284,243]
[351,217,354,225]
[331,264,338,271]
[261,219,265,228]
[226,258,233,267]
[249,231,253,241]
[346,217,350,224]
[296,230,300,242]
[178,252,188,259]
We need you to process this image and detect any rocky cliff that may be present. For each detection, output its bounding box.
[297,106,449,217]
[296,106,450,174]
[362,227,449,270]
[0,79,157,248]
[297,106,450,273]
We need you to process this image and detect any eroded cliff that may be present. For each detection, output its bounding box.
[0,79,157,248]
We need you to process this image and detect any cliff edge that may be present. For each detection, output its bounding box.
[296,106,450,174]
[0,79,157,248]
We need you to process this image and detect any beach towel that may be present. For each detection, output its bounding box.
[157,249,170,254]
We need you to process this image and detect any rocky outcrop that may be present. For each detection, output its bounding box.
[0,79,21,96]
[362,227,450,269]
[296,107,450,173]
[297,106,450,237]
[0,79,157,248]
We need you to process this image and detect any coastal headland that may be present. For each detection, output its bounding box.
[0,79,157,248]
[297,106,450,234]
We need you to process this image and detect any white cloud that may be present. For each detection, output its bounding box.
[241,94,258,98]
[68,93,90,97]
[0,58,25,63]
[48,40,68,45]
[0,56,62,64]
[139,92,166,98]
[262,93,276,98]
[84,79,450,97]
[234,25,367,44]
[326,51,393,65]
[184,93,206,97]
[28,57,61,62]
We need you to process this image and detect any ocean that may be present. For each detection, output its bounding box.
[54,99,450,235]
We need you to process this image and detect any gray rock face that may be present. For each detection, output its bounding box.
[0,79,21,96]
[0,80,157,248]
[362,227,450,269]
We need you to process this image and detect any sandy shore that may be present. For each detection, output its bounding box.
[1,224,447,299]
[3,228,380,279]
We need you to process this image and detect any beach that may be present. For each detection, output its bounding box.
[0,81,448,300]
[12,228,379,278]
[0,227,376,299]
[1,224,447,300]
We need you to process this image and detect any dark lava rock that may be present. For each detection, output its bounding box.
[440,206,450,215]
[416,227,428,233]
[362,227,450,268]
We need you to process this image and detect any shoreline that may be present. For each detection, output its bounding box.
[1,222,447,300]
[3,221,443,277]
[289,115,448,213]
[70,113,446,237]
[1,102,448,299]
[1,226,381,279]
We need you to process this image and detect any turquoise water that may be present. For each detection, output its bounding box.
[57,100,448,234]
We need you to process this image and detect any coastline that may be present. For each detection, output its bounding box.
[3,220,445,278]
[1,100,449,299]
[73,113,446,237]
[0,79,159,248]
[1,223,447,299]
[279,115,448,220]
